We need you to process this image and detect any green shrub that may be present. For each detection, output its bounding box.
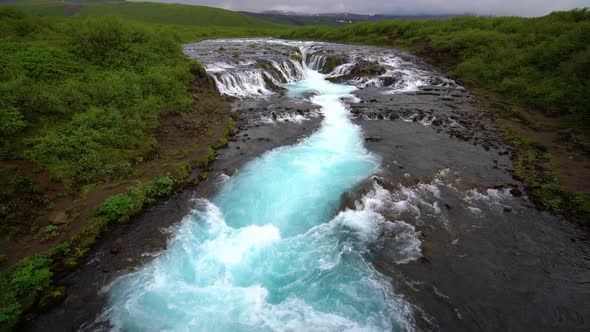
[98,194,133,221]
[0,302,21,328]
[212,137,228,149]
[0,107,26,138]
[0,12,198,187]
[9,257,52,295]
[149,176,175,197]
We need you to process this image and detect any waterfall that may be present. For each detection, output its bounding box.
[306,53,327,71]
[205,58,305,99]
[271,59,304,83]
[211,71,272,98]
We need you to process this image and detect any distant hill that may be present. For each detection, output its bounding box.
[242,11,461,27]
[2,1,287,28]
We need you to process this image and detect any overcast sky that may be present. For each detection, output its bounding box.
[140,0,590,16]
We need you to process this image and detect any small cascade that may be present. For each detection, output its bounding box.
[271,59,305,83]
[184,38,461,98]
[212,70,272,98]
[306,53,327,71]
[206,58,305,98]
[332,63,355,76]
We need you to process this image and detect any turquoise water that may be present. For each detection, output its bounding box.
[106,69,412,331]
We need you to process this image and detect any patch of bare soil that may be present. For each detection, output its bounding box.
[505,111,590,193]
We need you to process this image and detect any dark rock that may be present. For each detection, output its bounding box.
[364,136,383,142]
[381,73,403,87]
[510,188,523,197]
[49,211,68,226]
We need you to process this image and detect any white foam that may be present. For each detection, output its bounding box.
[331,182,423,264]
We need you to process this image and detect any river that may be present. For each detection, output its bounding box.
[25,39,590,332]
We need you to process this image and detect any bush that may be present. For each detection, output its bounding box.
[98,194,133,221]
[150,176,175,197]
[9,257,52,295]
[0,12,196,187]
[0,107,26,138]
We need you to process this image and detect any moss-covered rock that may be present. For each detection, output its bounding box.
[320,54,346,74]
[349,60,386,77]
[38,286,65,312]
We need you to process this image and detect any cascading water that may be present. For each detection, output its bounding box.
[105,48,415,331]
[212,71,273,98]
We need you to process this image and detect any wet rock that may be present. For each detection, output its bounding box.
[510,188,523,197]
[450,130,473,141]
[110,247,121,255]
[381,73,403,87]
[365,136,383,142]
[319,54,347,74]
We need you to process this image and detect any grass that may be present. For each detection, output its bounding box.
[5,1,288,28]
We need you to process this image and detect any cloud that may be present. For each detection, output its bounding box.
[139,0,590,16]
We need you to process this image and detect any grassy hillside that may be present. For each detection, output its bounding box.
[0,9,195,188]
[5,1,288,28]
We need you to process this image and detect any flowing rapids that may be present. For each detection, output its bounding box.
[105,65,415,330]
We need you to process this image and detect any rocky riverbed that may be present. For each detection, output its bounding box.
[25,38,590,331]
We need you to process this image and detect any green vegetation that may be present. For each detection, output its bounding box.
[320,54,345,74]
[0,164,48,238]
[6,1,287,28]
[97,175,177,222]
[0,9,197,189]
[279,9,590,129]
[0,256,52,328]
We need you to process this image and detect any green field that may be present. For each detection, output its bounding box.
[5,1,288,28]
